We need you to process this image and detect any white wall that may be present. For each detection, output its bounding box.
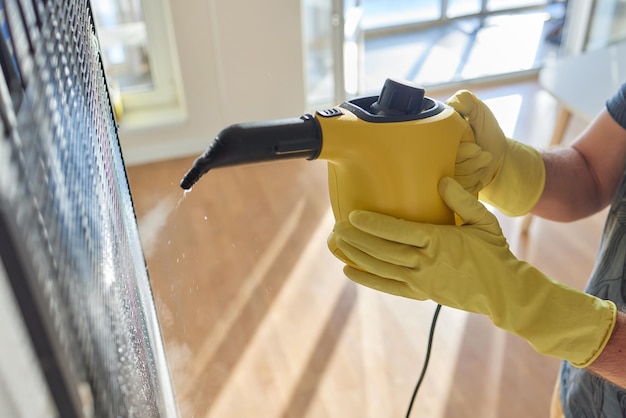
[119,0,307,166]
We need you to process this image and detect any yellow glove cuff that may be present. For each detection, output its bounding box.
[479,138,545,216]
[512,268,617,368]
[568,298,617,368]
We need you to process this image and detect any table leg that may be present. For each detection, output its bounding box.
[549,107,572,147]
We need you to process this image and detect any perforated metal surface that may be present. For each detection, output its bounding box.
[0,1,177,417]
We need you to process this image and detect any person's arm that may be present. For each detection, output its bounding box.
[332,178,618,376]
[587,310,626,389]
[532,110,626,221]
[450,91,626,220]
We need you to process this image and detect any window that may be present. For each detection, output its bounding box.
[92,0,185,129]
[304,0,560,107]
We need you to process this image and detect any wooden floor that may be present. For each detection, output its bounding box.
[125,79,605,418]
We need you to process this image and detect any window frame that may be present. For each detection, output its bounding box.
[93,0,186,130]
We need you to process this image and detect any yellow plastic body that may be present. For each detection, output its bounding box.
[317,105,474,225]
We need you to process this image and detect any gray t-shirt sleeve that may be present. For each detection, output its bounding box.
[606,82,626,129]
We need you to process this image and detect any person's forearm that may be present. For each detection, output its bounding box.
[531,110,626,221]
[587,310,626,389]
[530,147,605,221]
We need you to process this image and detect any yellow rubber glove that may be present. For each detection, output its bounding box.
[454,141,492,195]
[447,90,546,216]
[333,177,616,367]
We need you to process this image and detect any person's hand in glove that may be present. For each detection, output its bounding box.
[449,90,546,216]
[332,176,616,368]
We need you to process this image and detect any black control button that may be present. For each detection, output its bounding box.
[316,108,343,118]
[371,78,425,116]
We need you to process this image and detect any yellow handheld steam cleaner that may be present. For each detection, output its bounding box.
[180,78,475,413]
[180,78,474,231]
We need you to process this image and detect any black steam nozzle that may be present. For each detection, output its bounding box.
[179,114,322,189]
[180,155,210,190]
[179,172,197,190]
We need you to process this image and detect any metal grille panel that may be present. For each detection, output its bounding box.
[0,1,177,416]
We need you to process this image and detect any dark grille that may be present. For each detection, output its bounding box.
[0,0,177,416]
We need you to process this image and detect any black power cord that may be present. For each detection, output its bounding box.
[405,303,442,418]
